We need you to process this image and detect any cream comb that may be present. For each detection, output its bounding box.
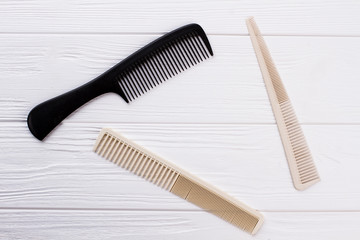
[93,128,264,235]
[246,17,320,190]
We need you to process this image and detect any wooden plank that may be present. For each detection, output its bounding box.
[0,0,359,35]
[0,209,359,240]
[0,122,359,211]
[1,35,360,124]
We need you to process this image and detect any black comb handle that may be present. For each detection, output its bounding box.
[27,76,113,140]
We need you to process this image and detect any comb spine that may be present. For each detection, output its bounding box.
[246,17,320,190]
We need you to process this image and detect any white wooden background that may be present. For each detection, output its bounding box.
[1,0,360,239]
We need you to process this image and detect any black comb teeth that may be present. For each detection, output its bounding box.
[117,31,213,102]
[27,24,213,140]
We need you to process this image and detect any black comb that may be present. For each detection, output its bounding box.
[27,24,213,141]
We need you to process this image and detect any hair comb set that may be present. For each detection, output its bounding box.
[27,18,320,235]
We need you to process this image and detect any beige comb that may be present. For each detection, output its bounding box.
[246,17,320,190]
[93,128,264,235]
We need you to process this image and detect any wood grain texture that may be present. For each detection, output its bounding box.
[1,0,360,238]
[0,0,359,35]
[0,210,359,240]
[0,122,359,211]
[1,35,360,124]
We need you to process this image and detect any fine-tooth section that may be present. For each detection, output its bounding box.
[170,175,260,233]
[93,128,264,235]
[280,101,320,184]
[246,17,320,190]
[116,30,212,102]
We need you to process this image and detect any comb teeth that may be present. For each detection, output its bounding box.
[170,175,261,233]
[280,101,320,185]
[246,17,320,190]
[94,131,180,190]
[117,31,212,102]
[94,128,264,235]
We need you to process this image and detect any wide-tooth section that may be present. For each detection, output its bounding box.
[170,175,260,234]
[94,131,179,190]
[117,31,212,102]
[280,101,320,184]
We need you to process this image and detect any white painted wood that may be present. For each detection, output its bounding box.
[1,35,360,124]
[0,122,359,211]
[0,210,359,240]
[1,1,360,238]
[0,0,359,35]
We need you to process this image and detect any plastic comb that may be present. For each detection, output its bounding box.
[93,128,264,235]
[27,24,213,140]
[246,17,320,190]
